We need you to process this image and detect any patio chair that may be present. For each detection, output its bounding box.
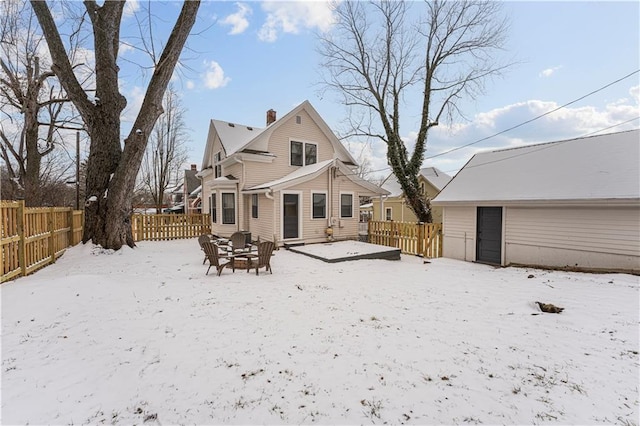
[246,240,275,275]
[198,234,212,264]
[202,241,232,276]
[229,231,252,254]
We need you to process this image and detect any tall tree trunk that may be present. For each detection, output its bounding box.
[32,0,200,250]
[23,107,41,207]
[82,112,123,244]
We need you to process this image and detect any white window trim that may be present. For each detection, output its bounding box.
[221,191,236,225]
[210,193,217,224]
[280,190,303,241]
[310,191,328,220]
[289,138,318,167]
[214,151,222,178]
[340,191,354,219]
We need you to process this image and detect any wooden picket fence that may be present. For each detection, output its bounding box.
[1,200,84,282]
[1,201,211,282]
[368,220,443,258]
[131,213,211,242]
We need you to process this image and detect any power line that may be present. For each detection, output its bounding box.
[439,117,640,176]
[424,69,640,160]
[346,70,640,179]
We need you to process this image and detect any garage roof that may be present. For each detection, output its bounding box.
[432,129,639,204]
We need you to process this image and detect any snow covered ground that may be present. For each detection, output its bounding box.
[1,239,638,425]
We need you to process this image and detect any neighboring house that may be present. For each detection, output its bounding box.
[373,167,452,223]
[431,129,640,273]
[198,101,389,246]
[183,164,201,214]
[166,164,201,214]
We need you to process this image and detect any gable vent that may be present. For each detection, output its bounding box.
[296,115,301,124]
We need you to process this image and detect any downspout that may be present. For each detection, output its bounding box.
[326,160,335,240]
[234,157,244,231]
[263,189,277,245]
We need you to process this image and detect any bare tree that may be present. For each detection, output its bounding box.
[0,0,80,206]
[319,0,509,222]
[30,0,200,249]
[137,84,189,213]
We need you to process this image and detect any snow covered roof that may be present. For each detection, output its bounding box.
[202,101,358,168]
[247,159,335,191]
[245,159,389,196]
[211,119,264,156]
[382,167,452,197]
[419,167,452,191]
[189,185,202,197]
[433,129,640,204]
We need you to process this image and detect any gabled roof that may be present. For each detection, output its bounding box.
[185,169,200,193]
[433,129,640,204]
[244,159,389,196]
[419,167,452,192]
[201,100,358,168]
[381,167,452,197]
[211,120,262,156]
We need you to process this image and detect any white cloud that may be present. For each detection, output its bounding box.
[186,80,195,90]
[121,86,146,124]
[539,66,562,78]
[349,86,640,178]
[221,3,252,35]
[202,60,231,89]
[123,0,140,18]
[258,1,338,42]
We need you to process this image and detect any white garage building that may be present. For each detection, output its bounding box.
[431,130,639,273]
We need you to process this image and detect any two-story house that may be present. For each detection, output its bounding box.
[198,101,389,246]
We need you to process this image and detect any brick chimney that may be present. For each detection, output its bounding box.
[266,109,276,126]
[190,164,197,171]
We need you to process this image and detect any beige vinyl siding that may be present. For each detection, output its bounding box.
[248,193,276,243]
[250,110,334,186]
[268,171,366,245]
[504,206,640,271]
[442,206,476,261]
[275,175,331,245]
[330,173,362,240]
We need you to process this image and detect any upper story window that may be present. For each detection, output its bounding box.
[290,141,317,167]
[214,152,222,178]
[385,207,392,221]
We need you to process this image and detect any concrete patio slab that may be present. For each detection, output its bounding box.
[286,240,401,263]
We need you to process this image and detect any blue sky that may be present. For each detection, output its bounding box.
[117,1,640,179]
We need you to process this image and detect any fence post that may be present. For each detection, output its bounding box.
[49,207,55,263]
[417,222,424,256]
[68,209,75,247]
[17,200,26,277]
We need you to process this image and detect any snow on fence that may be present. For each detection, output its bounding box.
[367,220,443,258]
[131,213,211,242]
[1,200,84,282]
